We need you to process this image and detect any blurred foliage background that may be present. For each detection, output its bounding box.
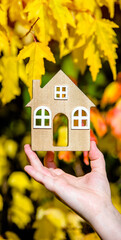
[0,0,121,239]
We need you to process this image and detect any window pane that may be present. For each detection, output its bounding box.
[56,87,60,91]
[82,110,87,116]
[74,110,78,116]
[62,87,66,91]
[36,119,42,126]
[74,119,78,126]
[62,94,66,98]
[82,119,87,126]
[45,110,49,116]
[45,119,49,126]
[56,94,60,98]
[36,109,42,115]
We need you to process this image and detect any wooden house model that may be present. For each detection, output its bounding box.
[26,70,95,151]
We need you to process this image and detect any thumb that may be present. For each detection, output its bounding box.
[89,141,106,175]
[44,151,56,169]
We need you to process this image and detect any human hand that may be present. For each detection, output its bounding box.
[24,141,121,240]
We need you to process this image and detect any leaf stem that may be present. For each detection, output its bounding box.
[20,17,40,39]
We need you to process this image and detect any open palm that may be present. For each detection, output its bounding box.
[24,141,111,225]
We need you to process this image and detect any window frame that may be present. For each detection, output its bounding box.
[34,106,51,129]
[54,86,68,100]
[71,106,90,130]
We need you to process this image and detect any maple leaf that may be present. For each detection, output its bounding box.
[84,36,102,81]
[0,57,21,104]
[95,19,118,80]
[17,42,55,96]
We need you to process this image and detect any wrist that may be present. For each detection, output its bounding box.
[92,200,121,240]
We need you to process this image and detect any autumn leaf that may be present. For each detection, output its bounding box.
[8,172,31,193]
[95,19,118,80]
[8,191,34,228]
[106,103,121,139]
[58,151,75,163]
[0,57,21,104]
[96,0,116,18]
[91,108,107,137]
[101,82,121,107]
[84,36,102,81]
[17,42,55,97]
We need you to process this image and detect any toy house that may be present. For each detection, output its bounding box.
[26,70,95,151]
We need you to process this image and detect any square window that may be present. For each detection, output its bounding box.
[74,119,78,127]
[36,119,42,126]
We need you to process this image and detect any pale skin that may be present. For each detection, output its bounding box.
[24,141,121,240]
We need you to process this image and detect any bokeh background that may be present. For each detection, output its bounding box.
[0,1,121,240]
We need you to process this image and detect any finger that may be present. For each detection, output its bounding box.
[24,165,54,191]
[89,141,106,175]
[24,144,43,170]
[44,151,56,169]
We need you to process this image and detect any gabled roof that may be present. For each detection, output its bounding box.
[26,70,95,107]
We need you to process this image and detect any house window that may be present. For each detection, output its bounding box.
[72,107,90,129]
[54,86,68,99]
[34,106,51,128]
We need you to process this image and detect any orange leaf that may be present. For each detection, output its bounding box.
[58,151,74,163]
[101,82,121,107]
[90,109,107,137]
[106,105,121,139]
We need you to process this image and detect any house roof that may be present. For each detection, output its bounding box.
[26,70,95,108]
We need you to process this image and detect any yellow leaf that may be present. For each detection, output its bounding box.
[84,36,102,81]
[45,208,67,228]
[72,46,87,75]
[8,0,26,23]
[0,3,7,27]
[53,229,66,240]
[17,42,55,97]
[24,0,55,43]
[8,191,34,228]
[36,207,67,228]
[95,19,118,80]
[5,231,21,240]
[96,0,116,18]
[67,212,84,240]
[49,0,75,37]
[4,139,18,159]
[0,30,9,54]
[33,218,56,240]
[73,0,98,13]
[0,57,21,104]
[8,172,31,193]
